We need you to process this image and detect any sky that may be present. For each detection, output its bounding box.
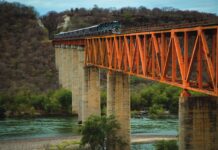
[4,0,218,16]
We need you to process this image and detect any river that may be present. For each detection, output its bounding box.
[0,116,178,149]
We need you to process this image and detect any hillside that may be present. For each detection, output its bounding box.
[0,2,58,93]
[41,6,218,39]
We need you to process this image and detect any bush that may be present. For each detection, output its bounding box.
[131,83,181,114]
[0,88,72,117]
[43,97,61,113]
[131,93,142,110]
[154,140,178,150]
[130,76,146,84]
[80,115,125,150]
[29,94,46,109]
[148,104,165,118]
[52,89,72,113]
[140,87,155,108]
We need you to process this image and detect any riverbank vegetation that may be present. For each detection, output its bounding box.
[154,140,178,150]
[80,115,125,150]
[0,88,72,117]
[130,77,204,118]
[131,82,181,117]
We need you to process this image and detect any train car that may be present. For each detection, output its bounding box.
[54,21,121,40]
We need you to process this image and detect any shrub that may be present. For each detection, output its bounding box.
[0,88,74,117]
[80,115,125,150]
[148,104,165,118]
[131,93,141,110]
[30,94,46,110]
[43,97,61,113]
[131,83,181,114]
[52,89,72,113]
[154,140,178,150]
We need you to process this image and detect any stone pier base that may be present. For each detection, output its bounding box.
[82,67,101,122]
[179,96,218,150]
[107,72,130,150]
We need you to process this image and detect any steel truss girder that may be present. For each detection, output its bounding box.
[85,26,218,96]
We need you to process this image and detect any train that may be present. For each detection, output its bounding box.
[54,21,121,40]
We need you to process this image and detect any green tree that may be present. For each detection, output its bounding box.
[148,104,165,117]
[52,88,72,113]
[30,94,46,110]
[131,92,141,110]
[80,115,125,150]
[138,83,181,114]
[154,140,178,150]
[140,87,154,108]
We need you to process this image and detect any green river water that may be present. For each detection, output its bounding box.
[0,116,178,149]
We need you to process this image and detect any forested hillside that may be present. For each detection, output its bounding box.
[41,5,218,39]
[0,2,58,93]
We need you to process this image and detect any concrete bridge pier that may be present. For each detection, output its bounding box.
[71,46,80,114]
[82,67,101,122]
[70,46,85,121]
[55,45,83,121]
[62,45,68,89]
[54,45,60,70]
[54,45,62,85]
[65,46,72,90]
[58,45,64,87]
[179,94,218,150]
[107,71,130,150]
[77,46,85,122]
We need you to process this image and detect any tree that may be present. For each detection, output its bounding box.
[52,88,72,112]
[80,115,125,150]
[41,11,63,39]
[154,140,178,150]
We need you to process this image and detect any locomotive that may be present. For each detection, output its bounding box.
[54,21,121,39]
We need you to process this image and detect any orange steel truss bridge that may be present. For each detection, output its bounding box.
[53,25,218,96]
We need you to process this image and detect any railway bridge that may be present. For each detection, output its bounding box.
[53,24,218,150]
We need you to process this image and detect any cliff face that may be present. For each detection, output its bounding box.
[0,2,58,93]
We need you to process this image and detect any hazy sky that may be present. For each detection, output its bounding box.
[5,0,218,16]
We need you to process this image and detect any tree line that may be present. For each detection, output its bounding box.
[41,5,218,38]
[0,88,72,117]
